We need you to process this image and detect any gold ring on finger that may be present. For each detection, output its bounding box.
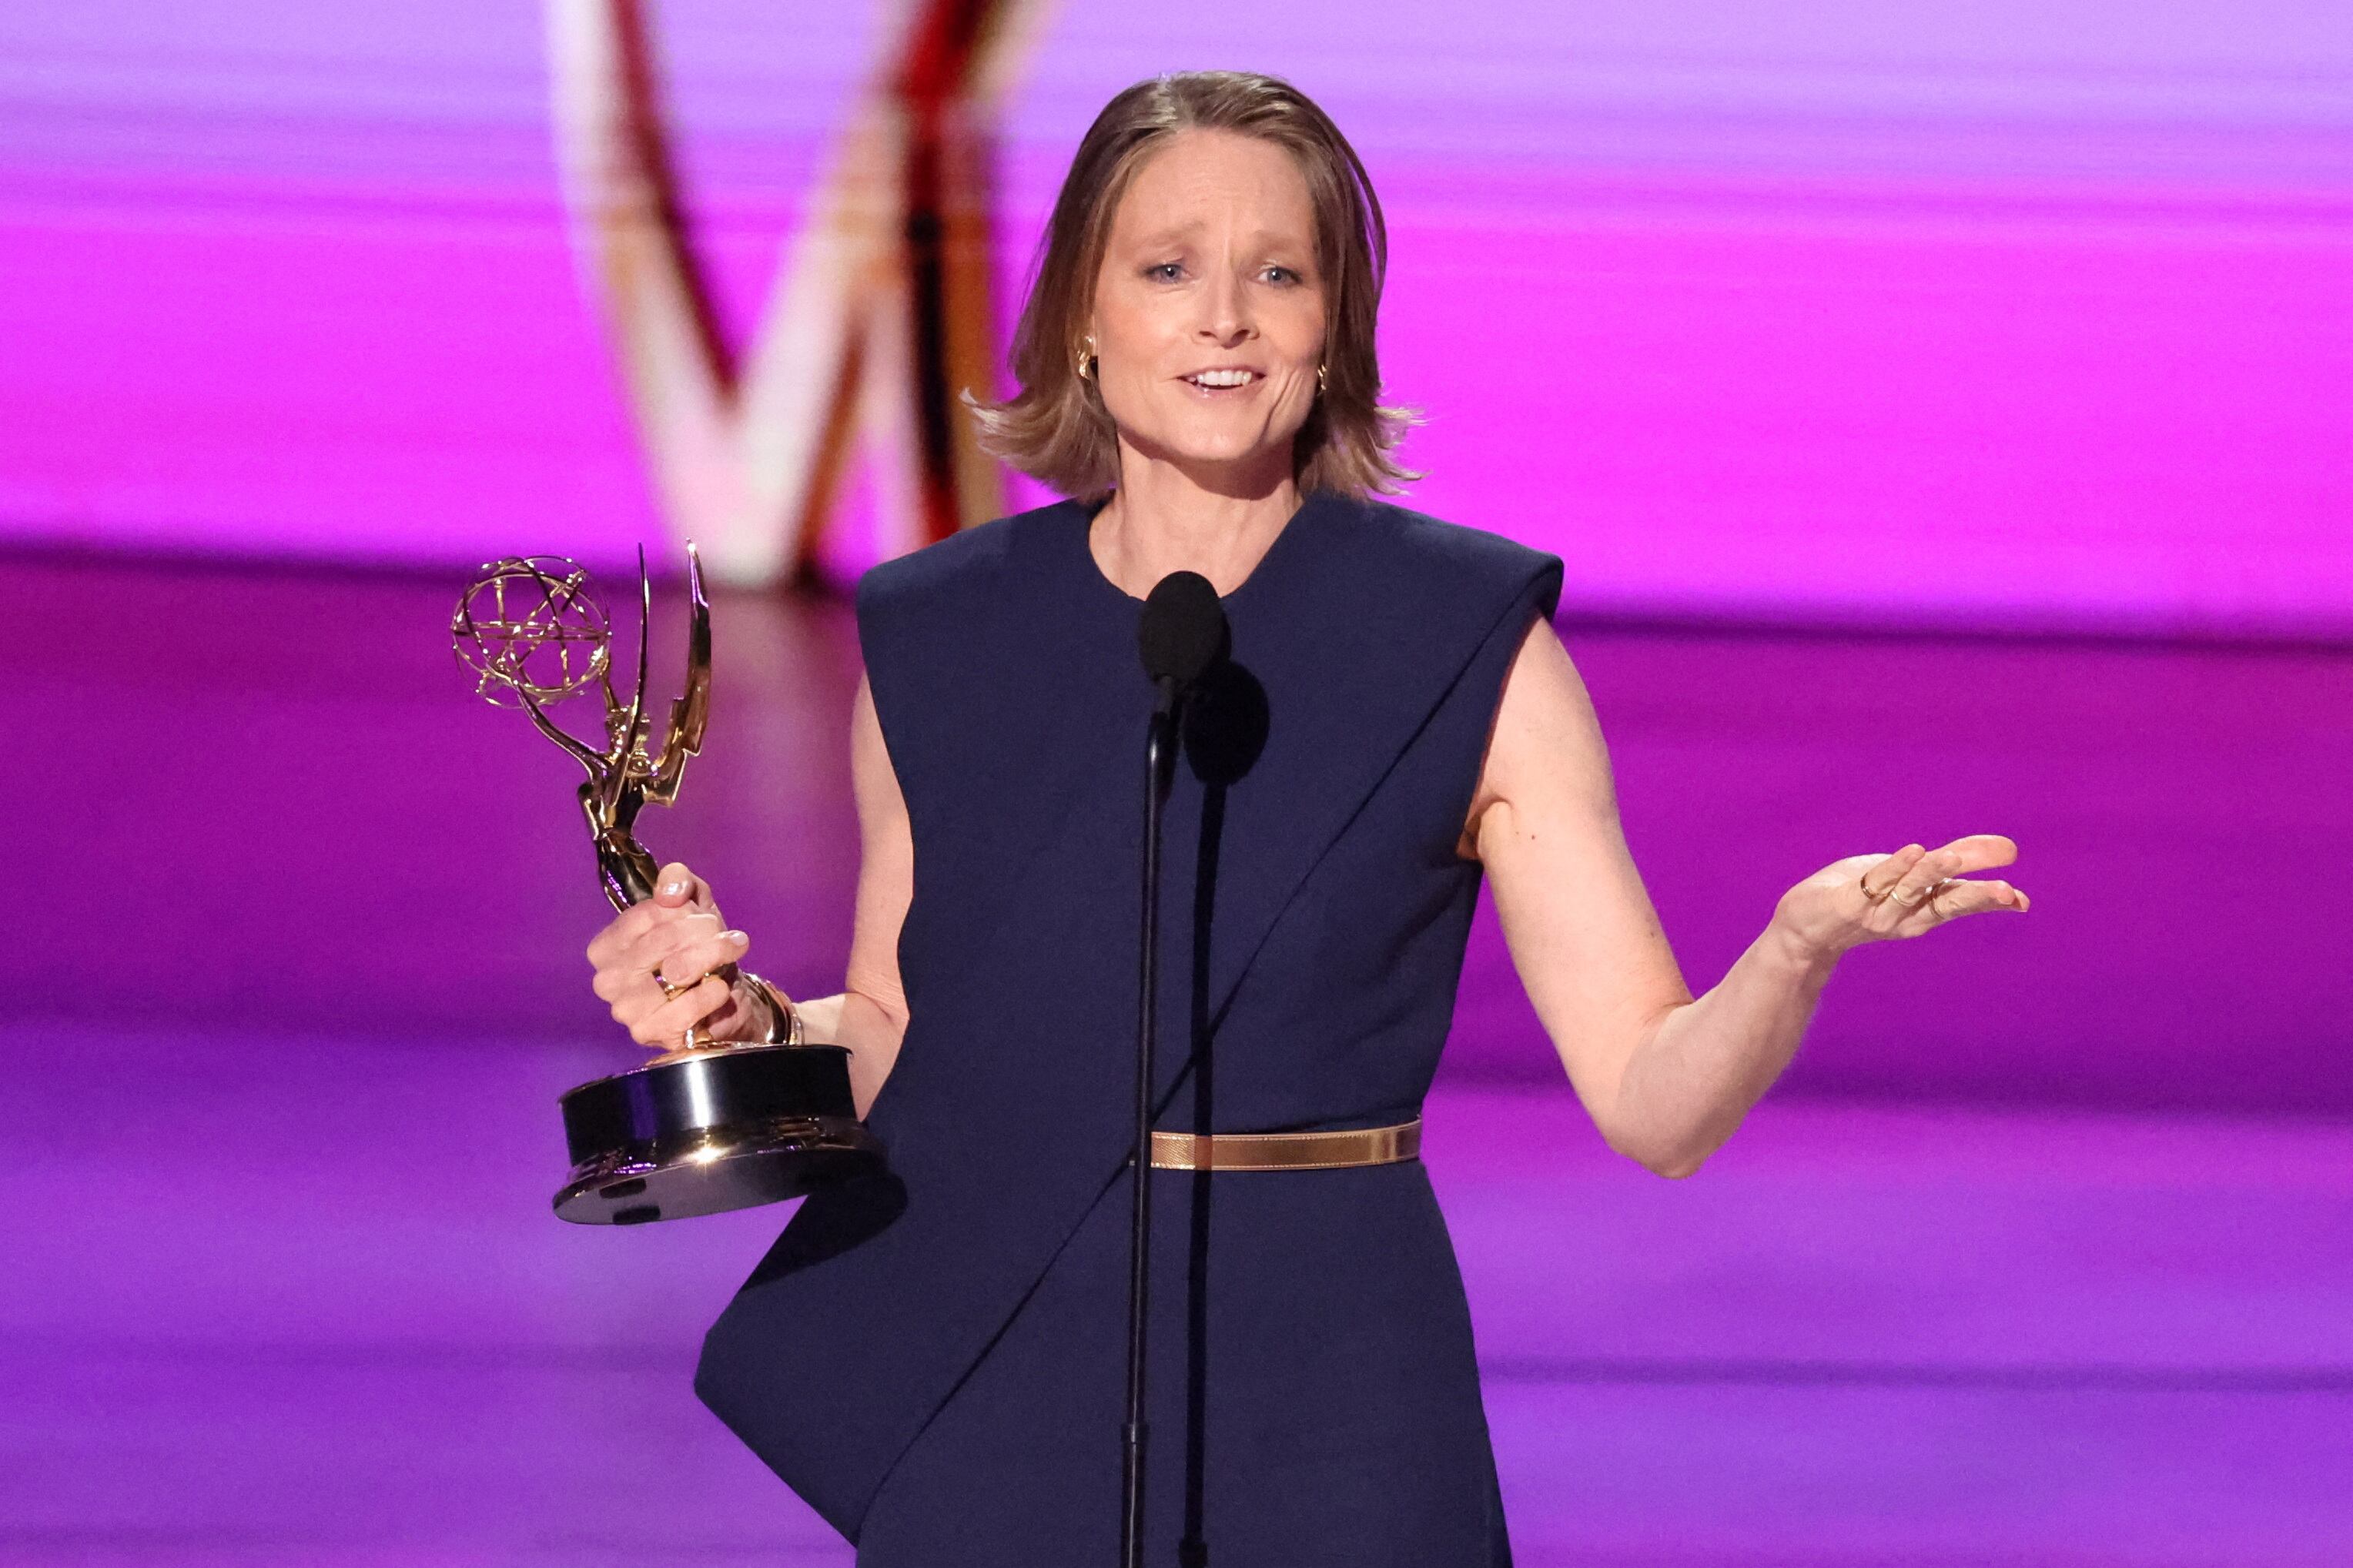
[1894,879,1947,910]
[655,969,696,1001]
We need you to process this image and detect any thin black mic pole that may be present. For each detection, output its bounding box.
[1123,677,1176,1568]
[1126,570,1227,1568]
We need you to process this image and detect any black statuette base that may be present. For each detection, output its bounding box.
[554,1043,885,1225]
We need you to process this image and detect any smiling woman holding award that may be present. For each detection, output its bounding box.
[580,70,2030,1567]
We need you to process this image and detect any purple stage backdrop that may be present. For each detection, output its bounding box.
[3,2,2348,634]
[8,12,2353,1561]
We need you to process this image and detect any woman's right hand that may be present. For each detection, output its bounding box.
[585,861,764,1051]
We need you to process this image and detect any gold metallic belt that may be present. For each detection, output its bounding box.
[1146,1118,1422,1172]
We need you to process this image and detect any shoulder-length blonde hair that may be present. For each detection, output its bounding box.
[968,71,1416,500]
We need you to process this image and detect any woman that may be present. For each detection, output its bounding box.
[584,71,2027,1566]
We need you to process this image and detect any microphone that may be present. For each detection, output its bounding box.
[1138,570,1229,714]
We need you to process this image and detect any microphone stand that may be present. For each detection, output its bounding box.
[1123,675,1179,1568]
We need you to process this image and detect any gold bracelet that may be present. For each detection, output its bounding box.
[741,972,804,1048]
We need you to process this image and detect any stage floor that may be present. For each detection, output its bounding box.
[11,1027,2351,1567]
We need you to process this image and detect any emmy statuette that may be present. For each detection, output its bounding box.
[452,547,884,1224]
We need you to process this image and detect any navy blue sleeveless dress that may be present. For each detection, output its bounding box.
[697,493,1563,1566]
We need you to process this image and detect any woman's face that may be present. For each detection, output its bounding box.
[1088,129,1327,490]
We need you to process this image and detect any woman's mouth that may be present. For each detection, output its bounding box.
[1183,369,1261,393]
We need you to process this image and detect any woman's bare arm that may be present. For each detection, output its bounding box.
[797,674,914,1117]
[1464,620,1695,1171]
[1468,619,2027,1177]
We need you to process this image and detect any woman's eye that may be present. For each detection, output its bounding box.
[1146,262,1184,282]
[1261,266,1301,286]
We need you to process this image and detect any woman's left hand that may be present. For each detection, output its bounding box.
[1771,834,2030,965]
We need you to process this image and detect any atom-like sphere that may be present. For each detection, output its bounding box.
[452,556,612,707]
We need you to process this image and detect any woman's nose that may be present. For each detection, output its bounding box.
[1195,272,1253,344]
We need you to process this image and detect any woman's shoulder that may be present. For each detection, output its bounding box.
[854,502,1069,618]
[1320,494,1564,615]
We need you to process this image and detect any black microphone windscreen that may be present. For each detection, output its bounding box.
[1138,570,1229,689]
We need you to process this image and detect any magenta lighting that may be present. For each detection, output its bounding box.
[9,10,2353,1565]
[3,3,2346,633]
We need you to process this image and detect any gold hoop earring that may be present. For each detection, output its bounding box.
[1076,335,1097,382]
[1316,363,1328,396]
